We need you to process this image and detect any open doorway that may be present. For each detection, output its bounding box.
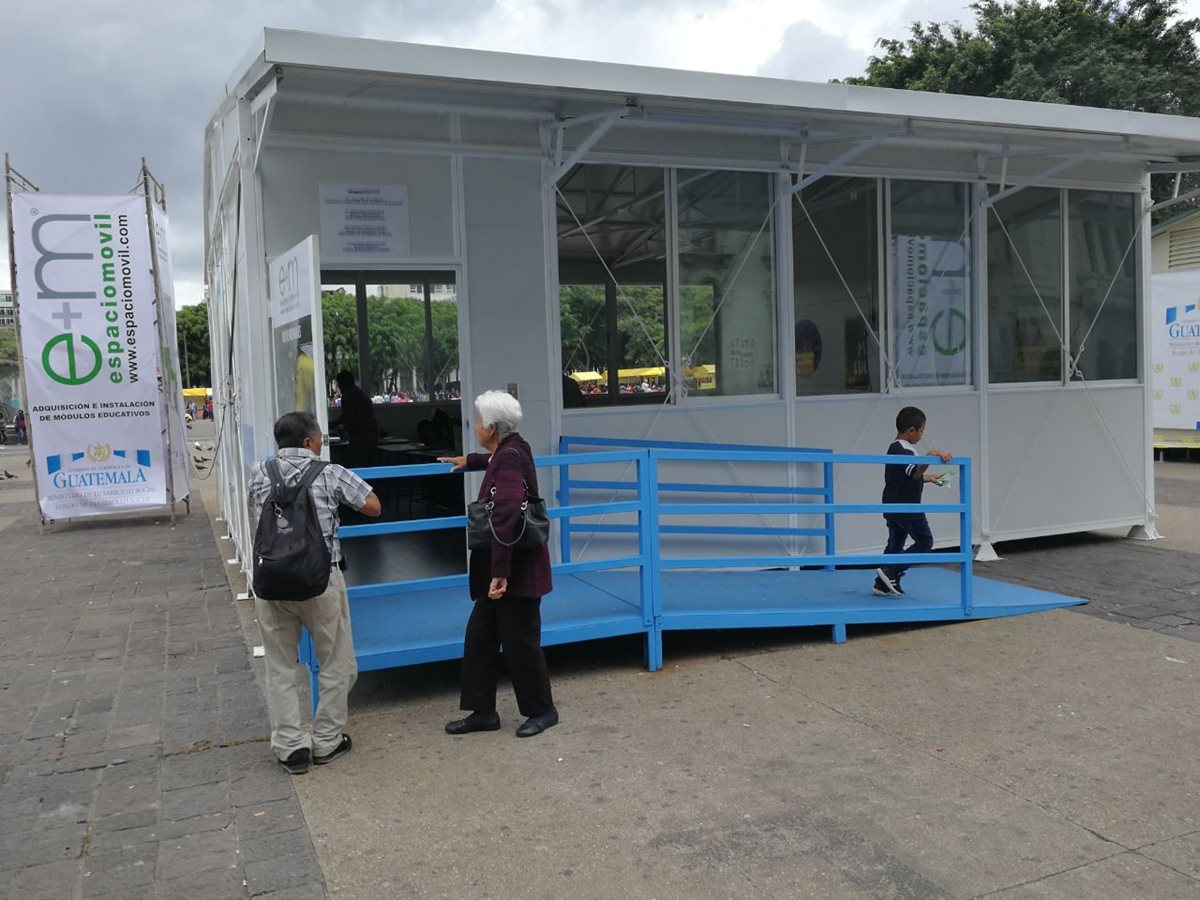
[320,271,466,585]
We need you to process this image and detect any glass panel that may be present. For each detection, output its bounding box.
[677,169,777,396]
[793,176,880,395]
[987,187,1062,383]
[557,164,668,406]
[364,283,425,401]
[616,285,667,399]
[1068,191,1137,380]
[320,283,360,406]
[889,180,972,388]
[560,284,608,406]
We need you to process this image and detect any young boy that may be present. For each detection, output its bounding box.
[873,406,952,597]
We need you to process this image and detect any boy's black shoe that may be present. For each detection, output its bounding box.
[313,734,352,765]
[893,575,905,596]
[871,577,892,597]
[280,747,311,775]
[874,568,902,596]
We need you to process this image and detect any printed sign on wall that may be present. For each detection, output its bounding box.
[10,193,167,518]
[1151,271,1200,431]
[891,236,970,387]
[318,182,410,264]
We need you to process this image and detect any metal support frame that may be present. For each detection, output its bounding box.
[547,108,628,187]
[138,160,180,525]
[984,149,1106,207]
[3,155,45,533]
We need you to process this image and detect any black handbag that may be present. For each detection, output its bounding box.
[467,484,550,550]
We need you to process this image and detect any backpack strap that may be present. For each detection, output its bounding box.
[266,458,328,505]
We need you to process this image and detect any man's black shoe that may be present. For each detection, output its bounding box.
[445,711,501,735]
[280,747,311,775]
[313,734,352,765]
[516,709,559,738]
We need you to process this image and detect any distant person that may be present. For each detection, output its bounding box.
[13,410,26,444]
[0,410,6,446]
[438,391,558,739]
[562,373,585,409]
[330,371,380,469]
[872,406,953,597]
[248,411,382,773]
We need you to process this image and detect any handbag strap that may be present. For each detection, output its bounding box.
[484,485,530,548]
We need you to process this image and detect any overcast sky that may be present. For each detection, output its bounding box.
[3,0,1199,307]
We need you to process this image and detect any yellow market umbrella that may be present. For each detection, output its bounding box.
[569,371,603,383]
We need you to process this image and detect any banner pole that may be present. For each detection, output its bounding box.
[4,154,46,534]
[140,158,177,526]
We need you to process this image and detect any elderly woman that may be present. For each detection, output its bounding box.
[438,390,558,738]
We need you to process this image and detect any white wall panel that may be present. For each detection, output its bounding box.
[462,158,553,455]
[987,385,1147,539]
[260,148,455,261]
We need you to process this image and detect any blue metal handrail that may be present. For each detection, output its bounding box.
[300,440,973,704]
[558,435,838,571]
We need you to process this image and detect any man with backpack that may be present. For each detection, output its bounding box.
[248,411,381,774]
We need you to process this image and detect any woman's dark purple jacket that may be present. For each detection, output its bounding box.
[465,433,552,601]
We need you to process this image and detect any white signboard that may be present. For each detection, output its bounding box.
[1151,271,1200,431]
[892,236,970,387]
[269,236,327,428]
[318,182,410,264]
[10,193,167,519]
[151,208,191,502]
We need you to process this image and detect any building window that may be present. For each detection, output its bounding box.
[1068,191,1137,381]
[677,169,777,396]
[793,176,881,395]
[888,180,972,388]
[320,274,460,404]
[557,164,669,406]
[987,187,1063,383]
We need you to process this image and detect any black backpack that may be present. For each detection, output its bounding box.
[252,458,332,601]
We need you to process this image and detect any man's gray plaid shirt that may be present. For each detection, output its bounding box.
[248,448,372,563]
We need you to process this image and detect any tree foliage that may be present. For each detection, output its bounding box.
[846,0,1200,216]
[0,326,17,362]
[175,302,211,387]
[321,289,460,397]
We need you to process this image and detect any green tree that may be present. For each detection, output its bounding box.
[0,326,17,362]
[559,285,607,373]
[846,0,1200,215]
[175,303,211,387]
[321,289,360,394]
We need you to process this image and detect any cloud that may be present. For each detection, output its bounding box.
[18,0,1166,307]
[757,19,873,83]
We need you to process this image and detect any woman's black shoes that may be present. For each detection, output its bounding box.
[516,709,559,738]
[445,711,501,734]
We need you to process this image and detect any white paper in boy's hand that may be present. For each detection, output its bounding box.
[934,473,953,489]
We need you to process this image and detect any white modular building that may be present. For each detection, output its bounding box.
[205,28,1200,571]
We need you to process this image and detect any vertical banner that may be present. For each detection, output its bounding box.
[10,193,166,519]
[268,236,327,439]
[150,207,191,501]
[891,236,970,386]
[1151,271,1200,431]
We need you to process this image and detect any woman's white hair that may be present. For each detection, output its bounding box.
[474,389,523,438]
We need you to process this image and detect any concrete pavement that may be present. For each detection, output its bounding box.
[2,428,1198,898]
[0,428,329,899]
